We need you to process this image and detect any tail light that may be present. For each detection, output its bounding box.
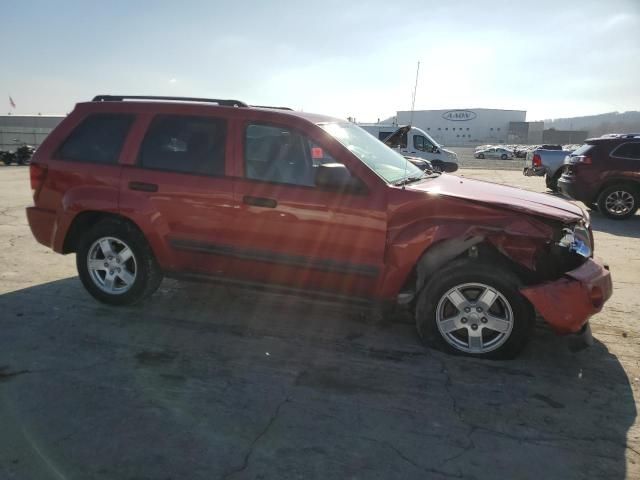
[30,163,48,198]
[532,153,542,167]
[569,155,592,165]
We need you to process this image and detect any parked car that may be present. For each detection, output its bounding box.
[26,95,612,359]
[523,147,575,191]
[1,145,35,165]
[474,147,514,160]
[558,133,640,220]
[359,124,459,172]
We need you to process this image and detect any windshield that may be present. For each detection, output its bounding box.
[320,122,423,184]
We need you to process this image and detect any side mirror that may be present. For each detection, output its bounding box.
[315,163,365,193]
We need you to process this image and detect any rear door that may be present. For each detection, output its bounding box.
[119,113,238,274]
[609,141,640,176]
[226,118,388,298]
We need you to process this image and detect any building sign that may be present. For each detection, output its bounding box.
[442,110,477,121]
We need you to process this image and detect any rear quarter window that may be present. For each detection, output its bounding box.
[571,144,594,156]
[611,142,640,160]
[57,114,134,164]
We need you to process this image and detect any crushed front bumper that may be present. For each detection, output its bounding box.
[520,258,612,338]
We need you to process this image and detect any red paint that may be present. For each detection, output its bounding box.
[26,99,613,337]
[521,258,612,334]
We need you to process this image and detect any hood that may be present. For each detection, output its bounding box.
[382,125,410,148]
[407,174,585,223]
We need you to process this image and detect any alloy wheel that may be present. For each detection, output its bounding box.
[605,190,634,216]
[86,236,137,294]
[435,282,514,354]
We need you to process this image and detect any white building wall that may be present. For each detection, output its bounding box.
[394,109,526,146]
[0,115,64,150]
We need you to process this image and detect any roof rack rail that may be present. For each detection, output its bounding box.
[92,95,248,107]
[251,105,293,111]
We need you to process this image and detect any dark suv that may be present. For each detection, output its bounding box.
[558,134,640,220]
[26,95,613,359]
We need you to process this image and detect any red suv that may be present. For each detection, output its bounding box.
[558,134,640,220]
[26,95,612,359]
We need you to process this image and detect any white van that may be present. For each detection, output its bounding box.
[359,124,459,172]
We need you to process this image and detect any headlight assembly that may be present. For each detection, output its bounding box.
[558,224,592,258]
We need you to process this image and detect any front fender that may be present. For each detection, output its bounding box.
[376,205,555,300]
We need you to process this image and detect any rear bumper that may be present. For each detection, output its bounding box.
[557,174,594,204]
[520,257,612,335]
[523,166,545,177]
[26,206,57,249]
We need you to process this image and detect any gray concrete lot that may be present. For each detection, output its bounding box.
[0,165,638,480]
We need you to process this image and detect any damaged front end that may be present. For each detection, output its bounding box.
[519,218,612,347]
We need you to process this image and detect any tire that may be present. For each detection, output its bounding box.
[415,260,535,360]
[545,171,561,192]
[431,160,444,172]
[477,153,485,159]
[445,163,459,173]
[597,184,639,220]
[500,154,508,160]
[76,219,163,305]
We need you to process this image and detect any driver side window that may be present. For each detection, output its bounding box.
[244,123,336,187]
[413,135,426,151]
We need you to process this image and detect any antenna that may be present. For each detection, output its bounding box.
[403,61,420,189]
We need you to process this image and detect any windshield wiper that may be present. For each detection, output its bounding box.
[393,170,439,186]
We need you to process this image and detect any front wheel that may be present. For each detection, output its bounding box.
[477,153,485,159]
[500,154,508,160]
[76,219,163,305]
[415,260,534,359]
[597,184,638,220]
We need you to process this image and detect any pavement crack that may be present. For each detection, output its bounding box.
[361,436,464,479]
[221,396,290,480]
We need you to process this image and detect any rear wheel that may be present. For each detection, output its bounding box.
[76,219,163,305]
[415,260,534,359]
[545,171,562,192]
[597,184,639,220]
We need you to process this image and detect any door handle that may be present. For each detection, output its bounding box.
[243,196,277,208]
[129,181,158,192]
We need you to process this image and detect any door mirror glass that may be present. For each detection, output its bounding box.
[315,163,365,193]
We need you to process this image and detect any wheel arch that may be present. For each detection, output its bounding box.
[398,237,536,305]
[596,178,640,199]
[63,211,143,253]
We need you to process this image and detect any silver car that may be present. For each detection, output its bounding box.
[475,147,514,160]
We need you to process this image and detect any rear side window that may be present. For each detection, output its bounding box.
[611,142,640,160]
[57,114,134,164]
[571,144,594,156]
[139,115,227,176]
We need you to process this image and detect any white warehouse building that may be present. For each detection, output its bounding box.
[387,108,527,146]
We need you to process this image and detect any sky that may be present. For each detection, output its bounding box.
[2,0,639,121]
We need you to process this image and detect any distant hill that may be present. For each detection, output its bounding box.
[543,111,640,137]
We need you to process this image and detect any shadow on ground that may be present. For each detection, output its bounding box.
[0,277,636,479]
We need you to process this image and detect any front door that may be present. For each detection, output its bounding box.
[227,120,388,298]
